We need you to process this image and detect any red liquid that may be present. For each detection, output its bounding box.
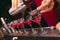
[18,22,24,28]
[33,16,41,25]
[25,19,32,25]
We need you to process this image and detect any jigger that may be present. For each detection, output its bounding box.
[9,2,27,15]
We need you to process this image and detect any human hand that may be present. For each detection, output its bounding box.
[37,0,54,13]
[9,0,22,13]
[29,9,38,16]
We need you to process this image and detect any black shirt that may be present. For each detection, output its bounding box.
[54,0,59,9]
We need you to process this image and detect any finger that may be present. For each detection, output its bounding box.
[12,0,18,8]
[40,6,53,13]
[40,0,54,13]
[41,0,51,8]
[37,0,51,11]
[18,0,22,4]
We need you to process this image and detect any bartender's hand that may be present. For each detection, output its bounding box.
[9,0,22,13]
[37,0,54,13]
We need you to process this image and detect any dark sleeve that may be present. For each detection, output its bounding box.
[54,0,59,9]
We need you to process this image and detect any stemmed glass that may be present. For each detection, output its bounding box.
[31,10,42,27]
[19,18,29,35]
[25,15,37,35]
